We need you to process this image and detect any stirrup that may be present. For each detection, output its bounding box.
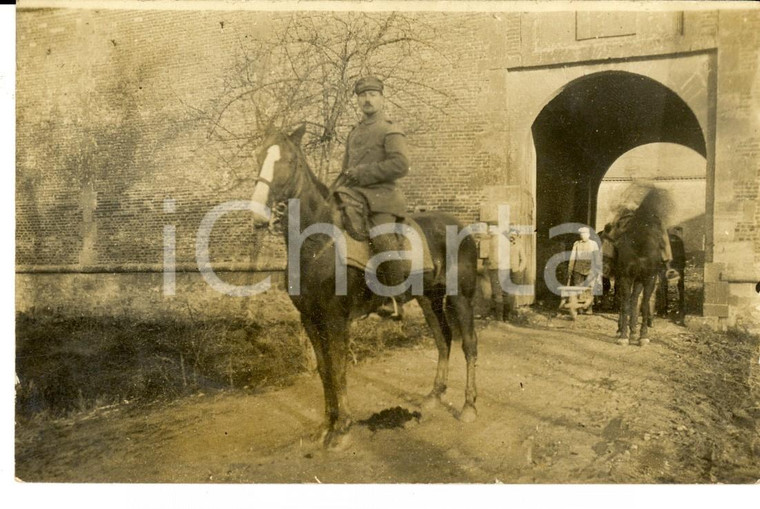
[389,297,403,320]
[376,297,404,321]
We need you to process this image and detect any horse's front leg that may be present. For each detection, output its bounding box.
[630,281,644,340]
[321,316,353,449]
[417,294,452,409]
[616,278,631,345]
[301,316,335,439]
[639,275,657,345]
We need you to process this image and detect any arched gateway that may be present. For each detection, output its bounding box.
[531,71,707,300]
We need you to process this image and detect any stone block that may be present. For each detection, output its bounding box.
[712,219,736,242]
[704,282,731,305]
[743,200,757,222]
[703,303,730,318]
[714,241,754,270]
[703,262,725,283]
[685,315,729,331]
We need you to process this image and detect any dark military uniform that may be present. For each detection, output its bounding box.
[341,83,410,296]
[342,111,409,216]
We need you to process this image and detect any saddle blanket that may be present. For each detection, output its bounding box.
[342,218,435,275]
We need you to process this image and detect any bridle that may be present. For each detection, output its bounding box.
[251,137,314,235]
[250,174,287,234]
[267,200,288,234]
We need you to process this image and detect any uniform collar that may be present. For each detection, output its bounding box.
[361,111,386,125]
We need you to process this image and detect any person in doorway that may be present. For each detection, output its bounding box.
[567,226,602,311]
[657,226,686,325]
[598,223,616,310]
[486,229,526,321]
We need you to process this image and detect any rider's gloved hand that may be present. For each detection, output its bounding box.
[342,167,360,185]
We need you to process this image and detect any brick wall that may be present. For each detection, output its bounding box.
[16,10,503,273]
[402,15,501,219]
[17,9,283,271]
[706,10,760,327]
[714,12,760,273]
[16,7,760,327]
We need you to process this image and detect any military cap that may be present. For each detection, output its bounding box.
[578,227,590,234]
[354,76,384,95]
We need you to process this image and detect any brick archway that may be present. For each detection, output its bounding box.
[531,70,707,299]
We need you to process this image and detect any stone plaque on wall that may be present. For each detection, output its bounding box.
[576,11,636,40]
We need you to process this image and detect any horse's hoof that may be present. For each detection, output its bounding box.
[322,427,352,450]
[459,404,477,423]
[422,392,443,410]
[312,425,330,443]
[616,335,629,346]
[639,337,650,347]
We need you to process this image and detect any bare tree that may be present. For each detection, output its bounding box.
[193,12,455,191]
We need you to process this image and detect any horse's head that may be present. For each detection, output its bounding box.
[250,125,306,227]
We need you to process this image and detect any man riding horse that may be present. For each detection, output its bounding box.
[248,80,481,447]
[335,76,410,319]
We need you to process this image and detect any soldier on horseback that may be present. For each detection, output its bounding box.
[336,76,411,319]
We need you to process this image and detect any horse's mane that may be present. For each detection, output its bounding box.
[628,188,671,241]
[290,139,331,200]
[616,188,672,276]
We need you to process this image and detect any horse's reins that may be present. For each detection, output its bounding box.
[329,171,349,193]
[251,174,273,188]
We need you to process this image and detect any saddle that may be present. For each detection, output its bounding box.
[332,187,434,274]
[334,187,371,241]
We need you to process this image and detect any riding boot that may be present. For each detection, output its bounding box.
[374,248,409,321]
[376,283,407,321]
[368,215,409,321]
[501,302,512,322]
[489,299,500,321]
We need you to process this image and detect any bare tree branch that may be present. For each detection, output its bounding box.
[188,12,457,188]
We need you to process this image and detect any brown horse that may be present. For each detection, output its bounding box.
[250,126,479,447]
[613,189,671,346]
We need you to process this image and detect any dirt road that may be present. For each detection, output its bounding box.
[16,312,760,483]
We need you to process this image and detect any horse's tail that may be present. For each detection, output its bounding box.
[411,211,478,299]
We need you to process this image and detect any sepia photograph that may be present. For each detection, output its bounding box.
[11,0,760,493]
